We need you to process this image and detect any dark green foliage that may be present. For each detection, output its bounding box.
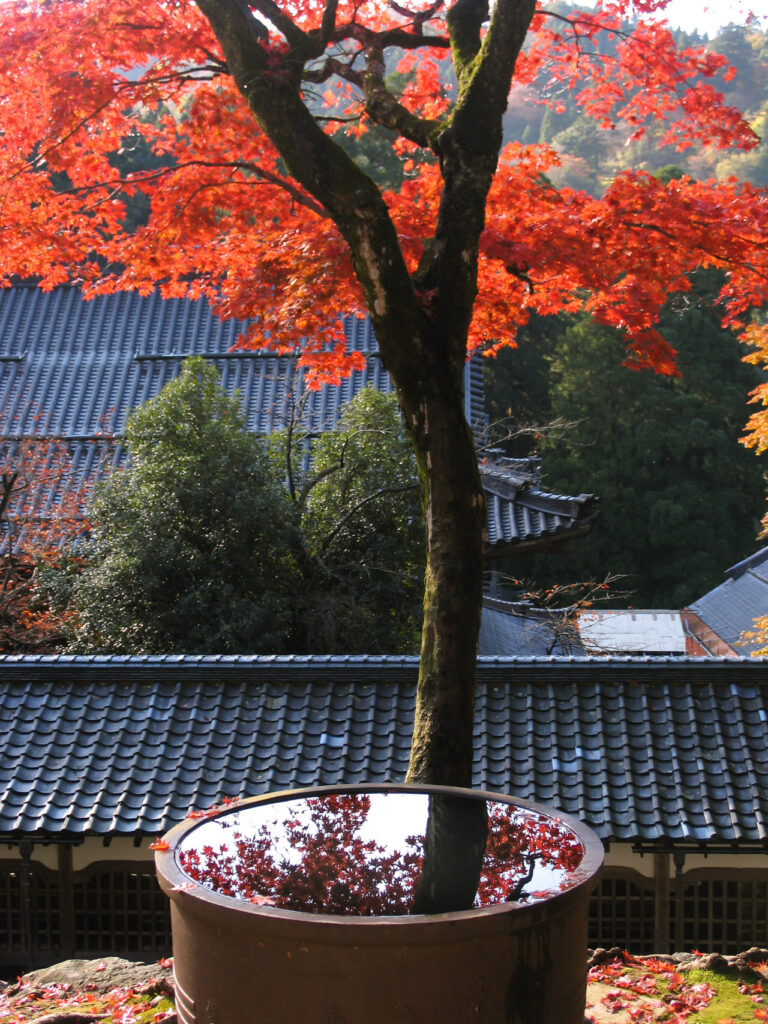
[484,313,559,456]
[109,123,176,233]
[331,124,413,192]
[298,388,425,653]
[47,371,424,654]
[61,358,301,653]
[653,165,685,184]
[497,273,767,607]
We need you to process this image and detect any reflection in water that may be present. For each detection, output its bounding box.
[411,793,488,914]
[177,792,584,916]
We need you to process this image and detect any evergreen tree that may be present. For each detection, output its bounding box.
[510,273,767,607]
[297,389,425,653]
[60,358,302,654]
[484,313,560,456]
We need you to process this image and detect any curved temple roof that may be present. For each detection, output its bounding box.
[0,282,596,555]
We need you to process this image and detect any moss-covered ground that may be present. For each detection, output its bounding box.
[1,953,766,1023]
[586,956,768,1024]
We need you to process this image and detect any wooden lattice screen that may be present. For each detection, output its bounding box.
[73,863,171,958]
[3,858,768,973]
[1,859,170,972]
[0,862,62,963]
[588,870,657,954]
[678,872,768,955]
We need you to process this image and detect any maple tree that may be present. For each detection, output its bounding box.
[0,429,91,652]
[0,1,767,785]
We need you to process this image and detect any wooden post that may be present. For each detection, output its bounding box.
[18,839,33,970]
[673,850,686,952]
[58,845,76,960]
[653,852,670,953]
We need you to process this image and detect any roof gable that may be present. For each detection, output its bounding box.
[688,546,768,655]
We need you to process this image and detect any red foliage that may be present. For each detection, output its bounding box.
[178,794,584,915]
[0,427,93,652]
[0,971,176,1024]
[0,1,762,383]
[180,794,422,914]
[587,955,717,1023]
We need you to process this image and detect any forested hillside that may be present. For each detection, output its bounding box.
[503,13,768,193]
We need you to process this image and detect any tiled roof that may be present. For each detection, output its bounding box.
[688,547,768,655]
[1,655,766,846]
[0,283,595,554]
[577,611,688,655]
[481,455,598,555]
[478,598,584,656]
[0,283,396,438]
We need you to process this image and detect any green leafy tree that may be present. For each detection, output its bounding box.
[483,313,560,455]
[288,389,425,653]
[510,275,767,607]
[61,358,301,654]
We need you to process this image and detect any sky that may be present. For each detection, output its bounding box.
[651,0,768,36]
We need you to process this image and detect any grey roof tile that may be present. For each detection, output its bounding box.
[2,656,768,844]
[688,547,768,654]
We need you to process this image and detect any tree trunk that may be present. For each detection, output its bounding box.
[411,792,488,913]
[400,344,486,787]
[192,0,528,791]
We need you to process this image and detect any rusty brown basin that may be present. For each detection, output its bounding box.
[156,784,603,1024]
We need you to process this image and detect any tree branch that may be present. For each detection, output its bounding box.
[319,482,420,555]
[298,425,401,507]
[363,44,442,149]
[249,0,309,51]
[55,159,330,220]
[306,0,340,55]
[194,0,427,402]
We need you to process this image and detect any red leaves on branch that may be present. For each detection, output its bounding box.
[0,423,94,652]
[479,152,768,373]
[0,0,762,387]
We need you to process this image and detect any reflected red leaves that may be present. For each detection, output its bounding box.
[178,794,584,916]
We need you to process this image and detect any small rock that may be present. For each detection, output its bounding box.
[20,957,173,996]
[586,946,627,969]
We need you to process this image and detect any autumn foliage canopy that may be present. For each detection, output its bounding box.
[0,0,764,380]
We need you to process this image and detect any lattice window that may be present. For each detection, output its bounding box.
[589,872,656,954]
[0,865,22,953]
[74,864,171,957]
[0,863,61,956]
[679,875,768,954]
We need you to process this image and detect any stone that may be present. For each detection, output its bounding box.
[17,957,173,996]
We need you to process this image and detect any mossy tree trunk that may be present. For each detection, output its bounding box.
[195,0,536,787]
